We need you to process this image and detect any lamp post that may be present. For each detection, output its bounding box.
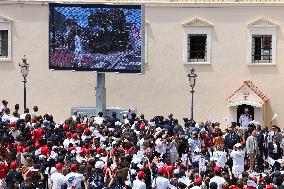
[187,68,197,121]
[19,55,29,110]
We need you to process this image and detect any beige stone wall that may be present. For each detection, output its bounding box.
[0,3,283,127]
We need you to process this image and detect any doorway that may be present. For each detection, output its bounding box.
[237,104,254,125]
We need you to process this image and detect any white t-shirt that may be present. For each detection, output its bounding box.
[152,176,171,189]
[64,172,85,189]
[133,179,146,189]
[63,138,71,149]
[209,176,226,189]
[20,113,27,120]
[10,130,21,139]
[50,172,65,189]
[191,186,201,189]
[170,141,178,153]
[211,151,227,168]
[9,116,19,124]
[1,114,10,122]
[94,116,104,125]
[0,105,6,113]
[230,150,245,174]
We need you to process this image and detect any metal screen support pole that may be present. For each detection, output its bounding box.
[96,73,106,116]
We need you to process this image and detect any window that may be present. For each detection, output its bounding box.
[187,34,207,62]
[0,30,8,58]
[252,35,272,63]
[182,18,213,64]
[247,18,277,65]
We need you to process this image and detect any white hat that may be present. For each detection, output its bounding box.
[156,127,162,132]
[95,161,104,169]
[194,148,201,153]
[50,167,57,175]
[52,146,58,151]
[108,128,115,132]
[174,169,180,175]
[149,121,156,127]
[234,143,242,148]
[115,121,122,126]
[130,169,137,175]
[125,181,131,186]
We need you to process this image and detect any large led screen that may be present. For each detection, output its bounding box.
[49,4,143,73]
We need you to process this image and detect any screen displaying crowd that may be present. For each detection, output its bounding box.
[0,99,284,189]
[49,4,142,73]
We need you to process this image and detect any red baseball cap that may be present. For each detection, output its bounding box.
[85,149,90,154]
[85,128,91,133]
[137,171,145,178]
[140,123,145,129]
[35,143,40,149]
[17,146,23,153]
[96,147,103,154]
[72,133,77,139]
[266,185,274,189]
[157,167,165,174]
[10,161,17,169]
[70,163,77,171]
[10,122,16,127]
[68,146,76,152]
[195,178,203,185]
[66,131,71,138]
[55,163,62,170]
[63,124,68,130]
[77,124,83,129]
[214,166,222,173]
[31,117,37,123]
[251,177,257,183]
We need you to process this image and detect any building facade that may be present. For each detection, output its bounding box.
[0,0,283,127]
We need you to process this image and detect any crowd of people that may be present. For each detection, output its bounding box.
[0,99,284,189]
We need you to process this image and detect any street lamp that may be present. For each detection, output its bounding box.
[187,68,197,121]
[19,55,29,110]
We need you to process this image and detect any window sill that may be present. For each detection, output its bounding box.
[0,57,12,62]
[184,62,211,65]
[247,62,276,66]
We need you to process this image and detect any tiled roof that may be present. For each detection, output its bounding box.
[227,80,269,102]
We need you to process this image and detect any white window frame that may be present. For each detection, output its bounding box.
[0,21,12,62]
[248,19,277,66]
[183,26,212,64]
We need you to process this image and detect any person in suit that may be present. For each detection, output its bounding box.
[246,130,258,171]
[224,127,240,152]
[268,125,282,143]
[256,125,265,172]
[268,135,282,171]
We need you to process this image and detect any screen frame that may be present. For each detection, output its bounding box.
[48,3,145,74]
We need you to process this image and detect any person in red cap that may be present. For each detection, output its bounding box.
[50,163,65,189]
[0,160,8,180]
[6,161,23,189]
[209,166,226,189]
[63,163,85,189]
[63,131,72,149]
[76,124,83,130]
[191,177,203,189]
[32,123,44,143]
[133,171,146,189]
[81,128,92,142]
[152,167,171,189]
